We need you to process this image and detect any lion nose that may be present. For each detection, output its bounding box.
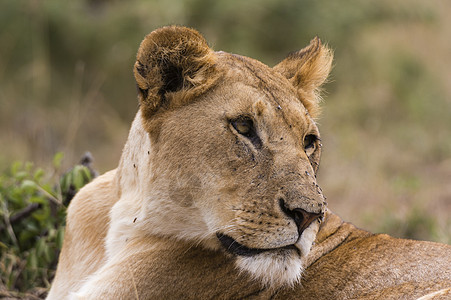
[279,199,323,235]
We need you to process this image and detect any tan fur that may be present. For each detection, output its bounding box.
[47,26,451,300]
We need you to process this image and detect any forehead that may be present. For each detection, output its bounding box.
[214,52,313,131]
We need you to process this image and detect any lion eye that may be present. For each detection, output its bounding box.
[231,118,253,136]
[303,134,318,152]
[230,117,262,149]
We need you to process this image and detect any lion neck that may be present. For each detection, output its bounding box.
[114,110,151,199]
[304,210,369,269]
[106,110,154,258]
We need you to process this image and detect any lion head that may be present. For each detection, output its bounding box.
[107,26,333,288]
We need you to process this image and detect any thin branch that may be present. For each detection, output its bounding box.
[10,203,41,224]
[35,185,63,207]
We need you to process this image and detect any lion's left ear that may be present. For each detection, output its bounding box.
[273,37,333,118]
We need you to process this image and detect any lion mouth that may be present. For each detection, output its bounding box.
[216,233,299,257]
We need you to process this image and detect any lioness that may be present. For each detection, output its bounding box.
[47,26,451,300]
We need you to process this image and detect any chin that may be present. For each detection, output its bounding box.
[235,221,320,288]
[236,248,303,288]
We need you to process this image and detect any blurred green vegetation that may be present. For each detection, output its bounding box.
[0,0,450,295]
[0,154,94,297]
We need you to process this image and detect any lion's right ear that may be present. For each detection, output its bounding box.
[134,26,218,120]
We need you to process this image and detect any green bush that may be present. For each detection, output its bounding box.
[0,153,94,297]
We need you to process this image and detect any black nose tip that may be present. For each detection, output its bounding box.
[279,199,322,235]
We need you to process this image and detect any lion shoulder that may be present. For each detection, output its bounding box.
[47,170,118,299]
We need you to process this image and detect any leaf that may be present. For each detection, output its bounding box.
[56,227,65,249]
[60,171,73,192]
[21,179,38,194]
[27,251,38,269]
[36,238,45,257]
[72,166,85,189]
[14,171,28,181]
[31,206,49,222]
[29,195,46,205]
[10,161,22,176]
[33,168,45,182]
[43,242,53,263]
[52,152,64,169]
